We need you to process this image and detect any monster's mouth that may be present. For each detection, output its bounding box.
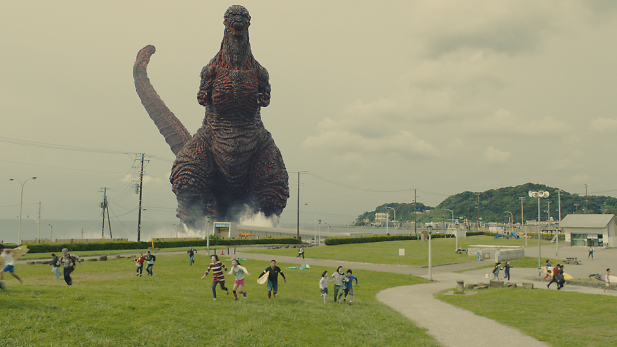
[229,22,248,34]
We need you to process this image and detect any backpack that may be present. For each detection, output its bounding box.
[152,255,156,262]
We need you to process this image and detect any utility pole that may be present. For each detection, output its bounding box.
[519,197,526,246]
[135,153,149,242]
[584,183,589,214]
[296,171,307,240]
[475,192,481,230]
[26,201,41,240]
[100,187,111,239]
[414,189,417,236]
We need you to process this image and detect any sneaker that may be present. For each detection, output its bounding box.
[343,298,346,302]
[226,289,229,295]
[213,298,217,300]
[243,292,247,298]
[0,281,6,290]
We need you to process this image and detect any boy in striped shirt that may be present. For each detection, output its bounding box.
[201,255,229,300]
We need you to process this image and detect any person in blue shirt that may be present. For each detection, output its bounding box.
[343,269,358,305]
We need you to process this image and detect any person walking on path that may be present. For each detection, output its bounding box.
[145,251,156,276]
[187,247,197,266]
[50,253,61,279]
[201,255,228,300]
[228,258,250,300]
[332,266,346,303]
[588,247,594,259]
[258,260,286,301]
[547,264,561,289]
[58,248,80,286]
[501,261,512,281]
[319,270,332,304]
[492,262,501,280]
[133,254,146,277]
[343,269,358,304]
[0,244,24,289]
[296,247,305,259]
[604,268,613,292]
[557,265,566,290]
[542,260,552,282]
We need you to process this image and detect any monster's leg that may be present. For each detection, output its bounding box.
[171,136,219,228]
[249,139,290,218]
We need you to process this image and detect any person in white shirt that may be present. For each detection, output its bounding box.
[319,271,332,304]
[0,244,24,289]
[228,258,250,300]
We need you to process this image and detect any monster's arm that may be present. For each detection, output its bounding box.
[257,66,271,107]
[197,64,216,106]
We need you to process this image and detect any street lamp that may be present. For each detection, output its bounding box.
[427,225,433,281]
[48,224,53,240]
[318,219,321,245]
[305,203,317,244]
[529,190,549,271]
[519,197,526,247]
[10,177,37,245]
[385,206,396,235]
[504,211,513,235]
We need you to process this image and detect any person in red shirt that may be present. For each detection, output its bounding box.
[201,255,229,300]
[133,254,146,277]
[547,264,561,289]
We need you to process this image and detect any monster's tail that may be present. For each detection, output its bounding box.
[133,45,192,156]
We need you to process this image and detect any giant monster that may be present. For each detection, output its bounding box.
[133,5,289,229]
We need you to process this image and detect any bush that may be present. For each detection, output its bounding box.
[323,231,497,245]
[25,238,301,253]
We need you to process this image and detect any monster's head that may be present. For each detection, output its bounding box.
[224,5,251,36]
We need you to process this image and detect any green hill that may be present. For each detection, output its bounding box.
[354,183,617,226]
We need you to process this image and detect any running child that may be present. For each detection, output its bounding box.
[145,251,156,276]
[343,269,358,304]
[332,266,346,303]
[542,260,552,282]
[228,258,250,300]
[258,260,286,301]
[50,253,61,279]
[133,254,146,277]
[0,244,24,289]
[57,248,80,286]
[604,268,613,292]
[319,271,332,304]
[201,255,229,300]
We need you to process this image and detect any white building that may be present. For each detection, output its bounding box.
[560,214,616,248]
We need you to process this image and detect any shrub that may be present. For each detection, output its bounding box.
[25,238,301,253]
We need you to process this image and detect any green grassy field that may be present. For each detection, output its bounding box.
[244,236,552,266]
[437,287,617,346]
[1,254,439,347]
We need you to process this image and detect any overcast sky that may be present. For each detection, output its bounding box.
[2,0,617,233]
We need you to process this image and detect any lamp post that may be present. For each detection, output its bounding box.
[26,201,41,241]
[10,177,37,245]
[318,219,321,245]
[555,189,562,259]
[428,225,433,281]
[519,197,526,246]
[444,208,456,249]
[505,211,513,235]
[386,207,396,235]
[305,203,317,243]
[48,224,53,241]
[529,190,549,271]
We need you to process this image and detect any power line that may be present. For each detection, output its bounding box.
[0,159,128,174]
[307,172,412,193]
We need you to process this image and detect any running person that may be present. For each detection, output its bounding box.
[343,269,358,304]
[50,253,61,279]
[58,248,80,286]
[319,271,332,304]
[133,254,146,277]
[297,247,304,259]
[228,258,250,300]
[187,247,196,266]
[201,255,228,300]
[332,266,346,303]
[258,260,286,301]
[145,251,155,276]
[0,244,24,289]
[542,260,552,282]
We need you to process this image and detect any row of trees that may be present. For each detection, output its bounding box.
[353,183,617,226]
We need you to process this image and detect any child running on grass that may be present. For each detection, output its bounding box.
[133,254,146,277]
[201,255,228,300]
[0,244,24,289]
[332,266,346,303]
[319,271,332,304]
[258,260,286,301]
[228,258,250,300]
[343,269,358,304]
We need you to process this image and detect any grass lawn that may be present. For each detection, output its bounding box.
[1,254,439,347]
[244,236,552,266]
[436,287,617,347]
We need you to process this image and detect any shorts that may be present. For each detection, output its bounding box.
[235,279,245,286]
[320,288,328,295]
[345,286,354,296]
[267,280,278,292]
[606,282,611,287]
[2,265,14,273]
